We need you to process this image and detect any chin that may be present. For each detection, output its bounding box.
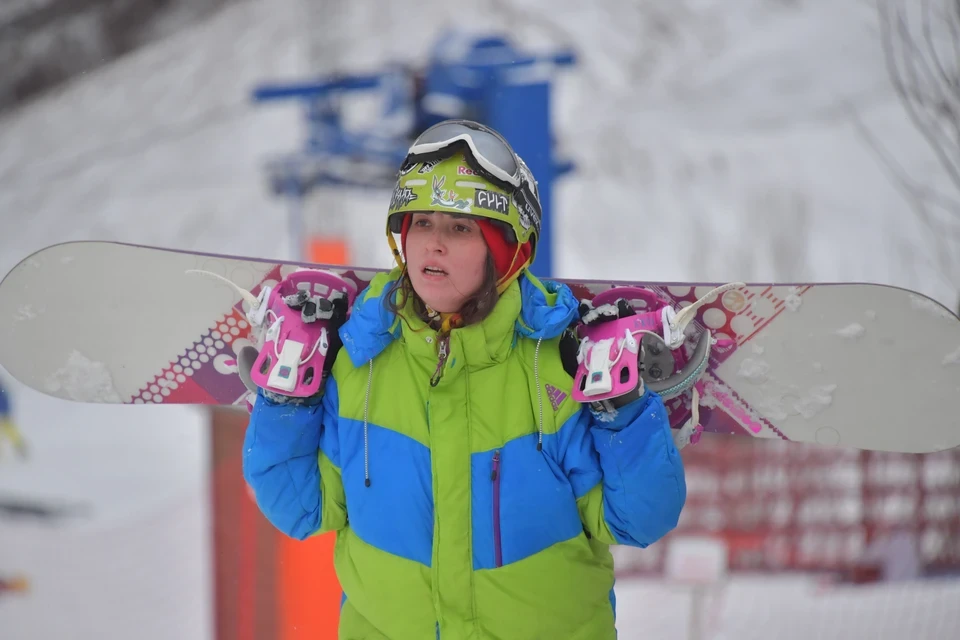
[418,292,461,314]
[423,298,459,314]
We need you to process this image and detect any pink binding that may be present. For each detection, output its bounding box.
[572,287,670,403]
[250,270,358,397]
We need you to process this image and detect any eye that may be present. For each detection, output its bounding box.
[454,223,472,233]
[413,217,431,228]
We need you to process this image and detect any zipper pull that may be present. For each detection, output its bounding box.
[430,334,450,387]
[491,450,500,481]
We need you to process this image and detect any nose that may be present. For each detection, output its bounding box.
[423,224,447,254]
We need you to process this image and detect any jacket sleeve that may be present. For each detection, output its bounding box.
[559,389,686,548]
[242,377,347,540]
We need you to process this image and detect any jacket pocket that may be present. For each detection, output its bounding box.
[491,449,503,568]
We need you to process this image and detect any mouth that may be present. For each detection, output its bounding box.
[422,266,448,277]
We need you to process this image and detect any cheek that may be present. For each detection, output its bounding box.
[404,234,424,264]
[457,241,489,287]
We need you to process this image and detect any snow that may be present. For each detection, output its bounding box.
[614,575,960,640]
[836,323,867,340]
[0,487,213,640]
[13,304,37,321]
[784,293,804,312]
[911,294,956,320]
[1,0,959,638]
[754,383,838,422]
[43,350,124,403]
[737,358,770,384]
[943,346,960,366]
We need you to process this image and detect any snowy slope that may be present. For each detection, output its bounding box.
[613,575,960,639]
[0,0,311,522]
[2,0,957,295]
[292,0,960,302]
[0,2,311,638]
[1,0,958,638]
[1,488,212,640]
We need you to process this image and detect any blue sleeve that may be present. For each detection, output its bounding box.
[241,378,341,540]
[559,390,686,548]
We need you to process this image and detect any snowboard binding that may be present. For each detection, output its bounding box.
[572,288,658,402]
[187,267,358,399]
[672,381,705,449]
[245,269,357,397]
[572,283,742,409]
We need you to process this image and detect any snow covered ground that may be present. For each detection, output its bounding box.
[1,0,958,638]
[614,574,960,639]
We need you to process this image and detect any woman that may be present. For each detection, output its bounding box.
[0,377,27,460]
[242,120,686,639]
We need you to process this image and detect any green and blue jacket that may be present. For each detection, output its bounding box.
[243,270,686,639]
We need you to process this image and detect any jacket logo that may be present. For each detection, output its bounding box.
[545,384,567,411]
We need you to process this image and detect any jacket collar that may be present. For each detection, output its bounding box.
[338,269,579,368]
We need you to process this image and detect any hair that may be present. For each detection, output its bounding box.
[384,253,500,330]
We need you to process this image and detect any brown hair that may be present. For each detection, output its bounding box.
[385,253,500,330]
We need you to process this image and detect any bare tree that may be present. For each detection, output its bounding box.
[849,1,960,304]
[880,0,960,193]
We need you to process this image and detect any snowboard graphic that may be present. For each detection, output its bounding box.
[1,241,959,454]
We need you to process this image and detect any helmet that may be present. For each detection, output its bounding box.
[385,120,542,270]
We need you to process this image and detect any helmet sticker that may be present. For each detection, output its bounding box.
[430,176,472,212]
[474,189,509,215]
[389,186,418,211]
[512,189,540,235]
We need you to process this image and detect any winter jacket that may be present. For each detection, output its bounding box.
[242,269,686,640]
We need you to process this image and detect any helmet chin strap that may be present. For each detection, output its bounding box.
[387,230,405,270]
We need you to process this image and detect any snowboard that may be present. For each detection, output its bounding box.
[1,240,959,454]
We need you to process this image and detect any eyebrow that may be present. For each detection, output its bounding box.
[414,212,478,224]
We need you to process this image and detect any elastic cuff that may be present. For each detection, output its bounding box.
[259,388,325,407]
[589,385,648,413]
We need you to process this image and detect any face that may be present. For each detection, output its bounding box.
[404,212,489,313]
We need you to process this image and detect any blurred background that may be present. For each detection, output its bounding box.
[1,0,960,638]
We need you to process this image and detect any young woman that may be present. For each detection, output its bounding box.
[242,120,686,639]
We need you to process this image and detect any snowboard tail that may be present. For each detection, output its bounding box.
[2,240,959,453]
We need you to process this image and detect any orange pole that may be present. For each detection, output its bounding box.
[308,237,350,265]
[278,533,341,639]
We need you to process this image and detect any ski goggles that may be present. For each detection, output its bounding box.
[400,120,542,234]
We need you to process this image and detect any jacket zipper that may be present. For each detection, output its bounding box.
[430,334,450,387]
[491,449,502,568]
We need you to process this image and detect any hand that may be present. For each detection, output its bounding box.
[577,297,637,326]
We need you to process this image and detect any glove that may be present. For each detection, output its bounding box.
[575,297,647,411]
